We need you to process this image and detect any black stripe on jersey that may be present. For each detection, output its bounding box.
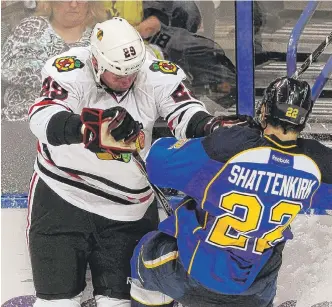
[40,144,150,194]
[29,98,73,118]
[177,109,187,125]
[37,159,135,205]
[165,101,203,121]
[56,166,151,195]
[29,105,50,120]
[42,144,55,164]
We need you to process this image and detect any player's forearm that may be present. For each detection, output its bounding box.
[136,16,161,39]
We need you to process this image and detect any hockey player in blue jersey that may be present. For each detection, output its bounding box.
[129,77,332,307]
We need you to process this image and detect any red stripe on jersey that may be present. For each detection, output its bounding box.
[37,141,41,154]
[127,192,154,203]
[28,99,71,116]
[167,115,179,131]
[26,172,38,246]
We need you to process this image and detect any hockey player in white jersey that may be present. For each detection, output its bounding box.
[27,18,241,307]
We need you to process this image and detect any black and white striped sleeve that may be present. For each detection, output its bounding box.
[157,82,209,139]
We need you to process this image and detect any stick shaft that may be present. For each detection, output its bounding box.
[292,31,332,79]
[133,153,173,216]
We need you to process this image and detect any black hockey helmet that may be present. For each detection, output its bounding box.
[258,77,313,128]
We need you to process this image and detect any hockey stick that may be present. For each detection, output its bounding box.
[291,31,332,79]
[132,152,173,216]
[103,121,173,216]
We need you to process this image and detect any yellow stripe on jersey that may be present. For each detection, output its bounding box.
[187,240,201,274]
[264,135,297,149]
[174,198,193,238]
[142,250,179,269]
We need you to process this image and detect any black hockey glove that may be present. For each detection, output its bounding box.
[203,114,250,135]
[81,107,142,154]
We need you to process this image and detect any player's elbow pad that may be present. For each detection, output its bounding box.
[46,111,83,146]
[185,111,213,138]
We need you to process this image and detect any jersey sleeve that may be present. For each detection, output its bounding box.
[298,139,332,211]
[28,59,83,145]
[310,183,332,211]
[151,60,209,139]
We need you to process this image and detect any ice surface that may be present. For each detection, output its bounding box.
[1,209,331,306]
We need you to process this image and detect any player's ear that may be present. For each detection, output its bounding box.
[261,104,266,116]
[260,104,267,125]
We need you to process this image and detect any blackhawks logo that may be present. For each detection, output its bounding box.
[96,29,103,41]
[95,131,145,163]
[53,56,85,72]
[149,61,178,75]
[96,152,132,163]
[135,131,145,152]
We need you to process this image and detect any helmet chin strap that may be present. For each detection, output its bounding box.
[91,57,103,85]
[96,69,103,84]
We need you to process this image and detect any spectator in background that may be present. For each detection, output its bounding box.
[104,0,165,41]
[102,1,201,48]
[102,1,203,62]
[23,0,37,10]
[104,1,144,28]
[1,1,107,121]
[1,0,35,31]
[1,21,10,49]
[103,1,235,108]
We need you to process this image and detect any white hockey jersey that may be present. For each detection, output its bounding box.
[29,46,208,221]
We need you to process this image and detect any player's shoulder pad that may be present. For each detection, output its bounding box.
[138,58,187,93]
[43,46,94,84]
[202,126,262,163]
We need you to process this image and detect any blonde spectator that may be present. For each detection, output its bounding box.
[1,1,107,121]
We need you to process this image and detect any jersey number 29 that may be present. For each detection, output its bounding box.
[123,46,136,58]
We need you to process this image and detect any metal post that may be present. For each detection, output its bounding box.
[312,55,332,102]
[235,0,255,116]
[286,0,319,77]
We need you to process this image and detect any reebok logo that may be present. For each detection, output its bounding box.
[272,154,290,164]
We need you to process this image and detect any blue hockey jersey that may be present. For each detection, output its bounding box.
[146,126,332,295]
